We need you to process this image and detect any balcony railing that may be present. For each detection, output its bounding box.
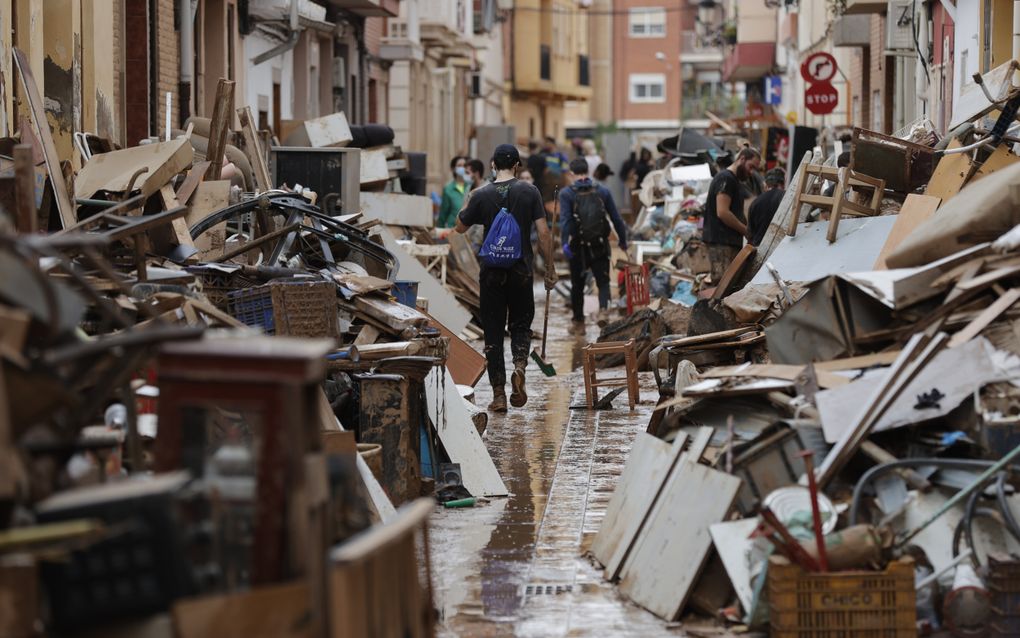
[540,45,551,81]
[681,94,742,120]
[680,31,716,55]
[578,54,590,87]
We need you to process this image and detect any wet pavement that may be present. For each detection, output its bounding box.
[430,286,688,637]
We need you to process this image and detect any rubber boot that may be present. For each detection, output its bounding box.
[488,387,508,413]
[510,361,528,408]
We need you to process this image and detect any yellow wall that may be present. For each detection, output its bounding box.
[990,0,1014,69]
[508,96,565,141]
[512,0,591,100]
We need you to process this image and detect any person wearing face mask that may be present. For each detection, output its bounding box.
[702,147,761,281]
[438,156,469,228]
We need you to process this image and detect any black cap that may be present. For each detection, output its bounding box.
[492,143,520,165]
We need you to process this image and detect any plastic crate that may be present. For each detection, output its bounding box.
[227,280,338,338]
[988,554,1020,638]
[768,556,916,638]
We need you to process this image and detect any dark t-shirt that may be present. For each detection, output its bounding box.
[458,179,545,275]
[747,188,785,246]
[702,169,746,248]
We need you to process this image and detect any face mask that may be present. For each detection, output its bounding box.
[464,174,474,185]
[455,166,467,179]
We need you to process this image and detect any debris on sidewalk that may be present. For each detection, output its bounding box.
[585,110,1020,636]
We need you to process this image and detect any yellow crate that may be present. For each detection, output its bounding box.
[768,556,916,638]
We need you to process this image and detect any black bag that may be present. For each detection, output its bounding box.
[571,184,611,256]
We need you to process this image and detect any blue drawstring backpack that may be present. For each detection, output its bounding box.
[478,188,522,268]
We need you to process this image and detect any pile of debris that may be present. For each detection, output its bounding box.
[590,63,1020,637]
[0,56,496,635]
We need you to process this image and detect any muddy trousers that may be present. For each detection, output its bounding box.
[479,268,535,388]
[569,250,610,321]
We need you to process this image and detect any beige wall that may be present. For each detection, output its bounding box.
[733,0,777,43]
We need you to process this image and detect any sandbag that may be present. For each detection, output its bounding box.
[886,159,1020,268]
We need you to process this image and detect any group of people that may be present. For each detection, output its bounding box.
[447,141,627,413]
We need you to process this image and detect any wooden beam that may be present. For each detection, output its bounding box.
[205,79,235,181]
[160,185,198,260]
[13,145,36,233]
[13,48,76,229]
[237,106,272,190]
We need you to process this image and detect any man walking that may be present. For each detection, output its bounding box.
[438,156,469,228]
[559,158,628,326]
[455,144,556,413]
[702,147,761,280]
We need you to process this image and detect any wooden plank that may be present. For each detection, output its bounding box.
[618,461,741,620]
[709,518,759,613]
[172,581,311,638]
[948,288,1020,347]
[711,244,755,299]
[353,325,381,346]
[13,48,74,229]
[175,160,212,205]
[205,79,236,181]
[873,193,942,269]
[13,144,35,232]
[592,433,688,579]
[160,184,198,258]
[237,106,272,191]
[956,263,1020,292]
[422,311,485,388]
[924,138,972,202]
[425,368,507,497]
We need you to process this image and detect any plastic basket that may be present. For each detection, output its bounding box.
[988,554,1020,638]
[768,556,916,638]
[227,280,338,338]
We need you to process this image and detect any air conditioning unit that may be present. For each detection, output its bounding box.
[469,72,482,98]
[886,0,915,51]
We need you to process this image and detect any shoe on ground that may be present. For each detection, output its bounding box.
[489,389,508,413]
[510,366,528,408]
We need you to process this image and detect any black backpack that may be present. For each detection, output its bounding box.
[571,184,611,256]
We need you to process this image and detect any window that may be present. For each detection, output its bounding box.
[630,74,666,103]
[629,8,666,38]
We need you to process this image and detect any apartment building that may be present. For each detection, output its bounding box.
[507,0,592,142]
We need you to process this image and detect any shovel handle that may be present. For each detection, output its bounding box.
[541,291,551,358]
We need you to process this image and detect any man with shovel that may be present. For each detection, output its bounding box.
[455,144,557,413]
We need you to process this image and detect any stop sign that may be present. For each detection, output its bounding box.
[805,82,838,115]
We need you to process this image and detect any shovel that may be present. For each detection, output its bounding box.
[530,291,556,376]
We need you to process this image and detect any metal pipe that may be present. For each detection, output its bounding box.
[897,442,1020,547]
[917,549,973,590]
[252,0,301,66]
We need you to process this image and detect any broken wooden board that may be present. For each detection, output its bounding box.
[748,215,898,286]
[949,59,1020,130]
[284,111,353,148]
[619,460,741,620]
[816,337,1008,443]
[924,139,972,202]
[360,148,391,185]
[13,48,75,229]
[380,229,471,335]
[709,517,759,614]
[890,160,1020,269]
[173,581,311,638]
[974,143,1020,181]
[237,106,272,191]
[75,136,195,200]
[360,192,434,228]
[422,311,485,388]
[186,180,232,260]
[591,432,687,580]
[873,194,941,270]
[425,368,507,497]
[701,363,850,389]
[949,288,1020,347]
[353,295,430,334]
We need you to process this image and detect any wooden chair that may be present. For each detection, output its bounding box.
[625,264,650,315]
[787,163,885,243]
[582,339,640,410]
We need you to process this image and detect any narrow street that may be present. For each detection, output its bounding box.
[431,285,685,637]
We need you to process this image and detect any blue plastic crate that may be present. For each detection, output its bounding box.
[227,285,276,333]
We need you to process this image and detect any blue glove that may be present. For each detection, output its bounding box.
[563,243,573,260]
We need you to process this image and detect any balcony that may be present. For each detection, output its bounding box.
[420,0,472,47]
[722,42,775,83]
[832,14,871,47]
[380,21,425,61]
[682,93,742,121]
[323,0,399,17]
[680,31,723,68]
[842,0,886,14]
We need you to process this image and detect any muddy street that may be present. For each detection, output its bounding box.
[430,285,685,637]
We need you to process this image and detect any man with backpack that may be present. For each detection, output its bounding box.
[455,144,557,413]
[559,158,628,327]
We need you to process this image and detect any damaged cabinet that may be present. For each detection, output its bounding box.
[356,374,424,506]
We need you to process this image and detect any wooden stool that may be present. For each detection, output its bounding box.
[583,339,640,410]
